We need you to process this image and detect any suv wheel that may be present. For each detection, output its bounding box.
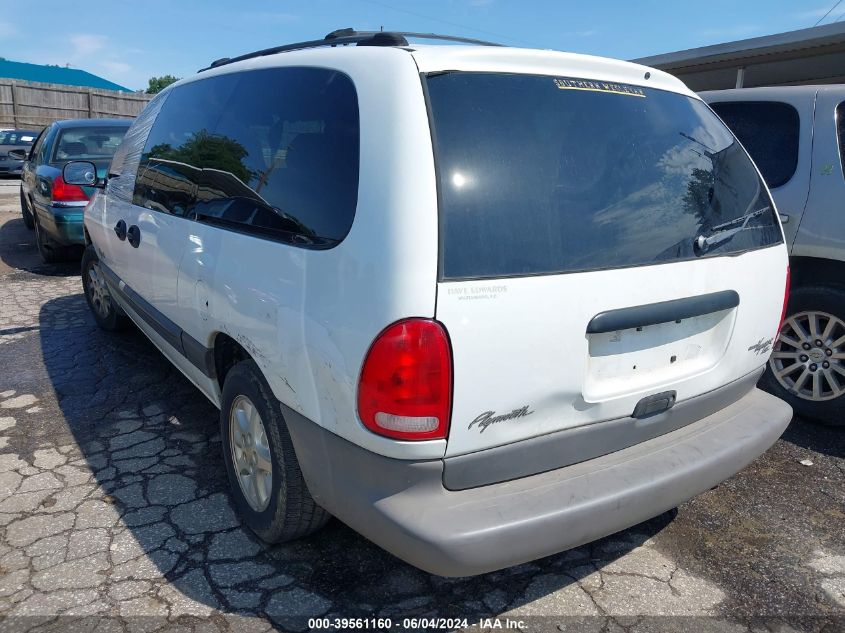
[220,360,330,542]
[81,245,128,331]
[20,188,34,230]
[760,285,845,425]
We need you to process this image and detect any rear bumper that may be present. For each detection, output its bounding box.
[36,204,85,245]
[285,387,791,577]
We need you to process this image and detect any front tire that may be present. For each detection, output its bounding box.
[221,360,330,543]
[81,245,128,331]
[760,284,845,425]
[20,188,34,230]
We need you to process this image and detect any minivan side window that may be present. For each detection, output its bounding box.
[836,101,845,180]
[133,67,360,247]
[709,101,800,189]
[109,91,168,183]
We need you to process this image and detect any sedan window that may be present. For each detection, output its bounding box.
[52,126,130,162]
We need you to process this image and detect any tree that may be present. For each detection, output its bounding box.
[146,75,179,94]
[148,129,256,184]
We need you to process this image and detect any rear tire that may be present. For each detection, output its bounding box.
[81,245,128,331]
[759,284,845,426]
[20,188,34,230]
[33,213,69,263]
[221,360,330,543]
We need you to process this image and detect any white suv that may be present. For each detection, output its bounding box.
[65,30,793,577]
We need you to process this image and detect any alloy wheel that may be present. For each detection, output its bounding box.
[770,310,845,401]
[229,395,273,512]
[86,261,112,318]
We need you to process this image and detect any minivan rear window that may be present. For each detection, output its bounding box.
[426,73,782,280]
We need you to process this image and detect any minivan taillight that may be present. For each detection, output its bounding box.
[357,318,452,441]
[51,175,89,203]
[778,266,791,334]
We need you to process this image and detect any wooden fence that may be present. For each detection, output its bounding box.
[0,79,153,129]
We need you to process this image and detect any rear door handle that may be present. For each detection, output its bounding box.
[114,219,127,240]
[586,290,740,334]
[127,224,141,248]
[779,213,790,224]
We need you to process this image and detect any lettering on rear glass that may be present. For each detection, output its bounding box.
[553,77,646,98]
[468,406,534,433]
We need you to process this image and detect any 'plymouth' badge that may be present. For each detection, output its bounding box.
[468,406,534,433]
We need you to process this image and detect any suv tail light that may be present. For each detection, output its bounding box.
[51,175,89,203]
[357,318,452,441]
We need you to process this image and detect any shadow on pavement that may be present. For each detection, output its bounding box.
[0,215,79,277]
[21,292,684,626]
[780,416,844,460]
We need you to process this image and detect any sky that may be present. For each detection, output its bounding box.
[0,0,842,91]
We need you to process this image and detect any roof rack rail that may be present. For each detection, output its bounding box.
[198,28,502,72]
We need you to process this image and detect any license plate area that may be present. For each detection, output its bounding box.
[582,310,735,402]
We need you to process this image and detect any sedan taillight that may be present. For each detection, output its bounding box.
[51,175,89,203]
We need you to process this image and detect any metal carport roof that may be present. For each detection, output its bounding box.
[633,22,845,91]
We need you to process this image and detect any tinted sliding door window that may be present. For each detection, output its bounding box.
[133,67,360,247]
[709,101,800,189]
[837,101,845,180]
[134,75,239,217]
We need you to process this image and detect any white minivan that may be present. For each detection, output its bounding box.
[65,30,793,576]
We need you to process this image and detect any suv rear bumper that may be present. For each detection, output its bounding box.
[284,387,791,577]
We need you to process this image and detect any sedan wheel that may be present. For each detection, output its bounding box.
[20,188,34,230]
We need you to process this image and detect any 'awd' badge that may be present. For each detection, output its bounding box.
[748,337,773,355]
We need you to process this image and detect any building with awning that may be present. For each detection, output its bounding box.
[633,22,845,91]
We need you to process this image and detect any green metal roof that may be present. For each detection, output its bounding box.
[0,58,132,92]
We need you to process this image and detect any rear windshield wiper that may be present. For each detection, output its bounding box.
[694,207,771,253]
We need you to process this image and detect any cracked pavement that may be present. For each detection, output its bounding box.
[0,182,843,632]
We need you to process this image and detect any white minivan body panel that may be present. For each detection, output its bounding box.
[438,246,787,456]
[411,45,693,98]
[420,57,789,457]
[165,48,443,460]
